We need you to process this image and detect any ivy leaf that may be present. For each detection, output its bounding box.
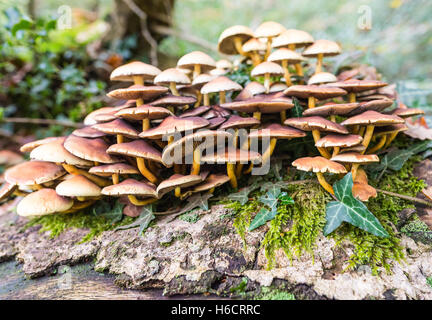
[227,185,259,205]
[93,200,124,224]
[115,205,155,234]
[159,193,214,219]
[12,19,33,36]
[324,173,389,238]
[248,207,278,231]
[278,192,294,205]
[259,187,281,210]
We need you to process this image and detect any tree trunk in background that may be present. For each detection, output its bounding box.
[110,0,176,67]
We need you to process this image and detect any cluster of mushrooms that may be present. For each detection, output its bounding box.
[0,21,425,218]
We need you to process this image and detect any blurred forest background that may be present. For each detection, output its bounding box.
[0,0,431,141]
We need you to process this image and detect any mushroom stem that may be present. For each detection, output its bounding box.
[332,146,340,157]
[235,138,250,178]
[117,134,124,144]
[280,111,286,123]
[330,115,336,123]
[253,111,261,121]
[219,91,226,104]
[127,195,157,206]
[264,37,272,60]
[308,96,316,109]
[194,91,202,108]
[312,130,331,159]
[227,163,237,189]
[112,173,119,185]
[62,164,110,187]
[262,138,278,164]
[361,125,375,151]
[251,52,261,66]
[316,172,334,194]
[193,64,201,80]
[263,73,271,93]
[233,37,247,56]
[348,92,356,103]
[64,199,96,213]
[142,118,150,131]
[359,126,366,137]
[208,187,215,194]
[136,98,144,106]
[203,94,210,106]
[367,135,387,154]
[191,148,201,175]
[170,82,179,96]
[351,163,360,180]
[281,60,292,86]
[384,131,398,149]
[315,53,324,74]
[352,125,360,135]
[133,76,144,86]
[136,157,158,183]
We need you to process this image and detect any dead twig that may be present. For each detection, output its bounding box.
[375,188,432,208]
[1,117,83,128]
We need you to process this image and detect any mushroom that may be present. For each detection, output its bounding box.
[20,136,66,153]
[156,174,203,198]
[72,126,106,139]
[0,150,24,167]
[83,104,132,126]
[307,72,338,86]
[216,59,233,73]
[272,29,314,78]
[0,183,18,202]
[154,68,191,96]
[101,178,158,206]
[341,111,404,152]
[107,140,163,184]
[115,105,173,132]
[331,152,379,180]
[315,134,363,157]
[302,102,360,122]
[149,93,197,114]
[292,156,347,194]
[235,81,266,101]
[56,175,101,207]
[283,85,347,109]
[190,173,230,195]
[327,79,388,103]
[390,107,425,119]
[110,61,161,86]
[201,148,262,189]
[303,40,342,74]
[89,163,139,185]
[241,38,266,66]
[219,115,261,149]
[254,21,286,60]
[370,124,408,152]
[268,48,305,86]
[200,76,242,105]
[16,189,73,217]
[217,25,254,56]
[177,51,216,80]
[251,61,284,93]
[107,84,168,106]
[284,116,349,158]
[191,74,216,107]
[92,119,139,144]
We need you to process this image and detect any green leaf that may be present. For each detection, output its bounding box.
[115,205,155,234]
[291,97,303,117]
[259,187,281,210]
[324,173,389,238]
[278,192,294,205]
[12,19,33,36]
[227,186,258,205]
[93,200,124,223]
[248,207,278,231]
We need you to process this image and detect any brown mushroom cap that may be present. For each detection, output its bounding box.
[64,135,119,164]
[268,48,305,64]
[20,136,66,153]
[17,188,73,217]
[292,156,347,174]
[0,150,24,166]
[149,94,197,107]
[249,123,306,139]
[207,117,226,129]
[202,105,231,119]
[242,38,267,53]
[161,130,232,166]
[303,39,342,57]
[284,116,349,134]
[72,126,106,139]
[374,124,408,137]
[191,74,217,88]
[139,116,209,140]
[390,107,425,118]
[101,178,157,197]
[110,61,161,82]
[272,29,314,48]
[84,105,130,125]
[115,105,173,121]
[30,141,93,167]
[302,103,360,117]
[200,76,242,95]
[5,161,65,186]
[326,79,388,93]
[156,174,203,197]
[254,21,286,39]
[331,152,380,164]
[89,163,139,176]
[269,82,288,93]
[0,183,17,201]
[341,111,404,127]
[356,99,394,114]
[177,51,216,72]
[315,134,363,148]
[92,119,139,138]
[179,105,211,118]
[107,140,163,164]
[217,25,254,55]
[307,72,338,85]
[219,115,260,129]
[201,148,261,164]
[251,61,284,77]
[221,94,294,114]
[55,175,101,197]
[283,85,347,100]
[192,173,231,193]
[107,84,168,101]
[154,68,191,86]
[235,81,266,101]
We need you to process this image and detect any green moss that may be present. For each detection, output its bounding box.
[255,287,295,300]
[427,277,432,288]
[401,218,432,244]
[179,211,201,224]
[24,207,135,244]
[227,200,258,247]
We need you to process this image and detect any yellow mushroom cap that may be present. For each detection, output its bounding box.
[55,175,101,197]
[292,156,347,174]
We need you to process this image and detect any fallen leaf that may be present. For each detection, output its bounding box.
[404,122,432,140]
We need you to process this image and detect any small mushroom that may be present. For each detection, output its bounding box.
[191,74,216,107]
[200,76,242,105]
[292,156,347,194]
[307,72,338,86]
[283,85,347,109]
[16,189,73,217]
[72,126,106,139]
[107,84,168,106]
[331,152,379,180]
[303,39,341,74]
[217,25,254,56]
[56,175,101,206]
[251,61,284,94]
[110,61,161,86]
[327,79,388,103]
[177,51,216,80]
[92,119,139,143]
[315,134,363,156]
[156,174,203,198]
[20,136,66,153]
[242,38,266,66]
[254,21,286,59]
[115,105,173,132]
[154,68,191,96]
[268,48,305,86]
[89,163,139,185]
[235,81,266,101]
[101,178,158,206]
